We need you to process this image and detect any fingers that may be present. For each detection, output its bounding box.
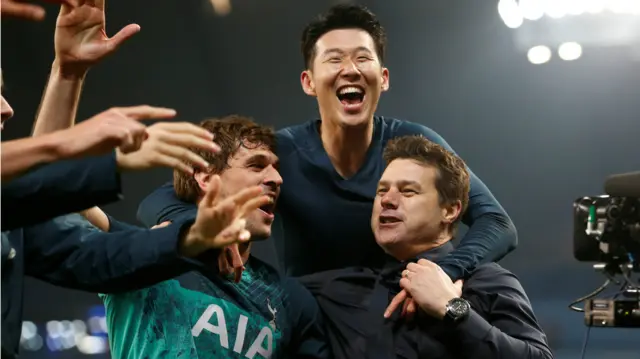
[238,195,272,218]
[154,143,209,172]
[218,249,233,276]
[454,279,464,294]
[106,23,141,52]
[384,289,407,318]
[213,218,250,248]
[151,221,172,229]
[222,185,264,214]
[227,244,244,283]
[201,175,222,209]
[405,299,417,320]
[115,106,177,121]
[2,2,46,21]
[150,122,218,151]
[401,296,411,318]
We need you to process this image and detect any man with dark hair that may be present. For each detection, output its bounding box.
[138,2,517,327]
[314,135,552,359]
[99,116,330,359]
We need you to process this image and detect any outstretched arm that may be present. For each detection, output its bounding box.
[397,122,517,280]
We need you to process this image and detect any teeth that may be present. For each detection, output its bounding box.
[339,86,363,95]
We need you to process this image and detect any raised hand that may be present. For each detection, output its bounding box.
[116,121,220,174]
[1,0,74,22]
[56,105,176,159]
[179,176,272,258]
[54,0,140,76]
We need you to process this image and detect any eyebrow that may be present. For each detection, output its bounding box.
[245,153,279,165]
[377,179,422,188]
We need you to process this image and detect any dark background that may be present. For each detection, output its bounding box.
[2,0,639,358]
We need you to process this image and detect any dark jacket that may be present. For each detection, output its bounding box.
[1,153,200,358]
[1,153,123,231]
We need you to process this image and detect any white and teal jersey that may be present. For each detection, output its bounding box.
[101,257,329,359]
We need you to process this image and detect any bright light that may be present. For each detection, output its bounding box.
[566,0,586,15]
[545,0,568,18]
[558,42,583,60]
[77,336,108,355]
[498,0,524,28]
[209,0,231,15]
[520,0,545,20]
[586,0,607,14]
[527,45,552,64]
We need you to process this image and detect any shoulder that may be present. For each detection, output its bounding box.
[276,120,316,156]
[377,116,449,146]
[464,263,527,297]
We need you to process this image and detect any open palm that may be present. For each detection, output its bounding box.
[54,0,139,73]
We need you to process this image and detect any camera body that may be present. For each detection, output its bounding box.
[573,195,640,267]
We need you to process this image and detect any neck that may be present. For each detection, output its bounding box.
[319,116,374,178]
[390,231,453,261]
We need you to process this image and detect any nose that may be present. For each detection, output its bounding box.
[340,59,361,79]
[380,189,399,209]
[1,95,14,124]
[263,165,283,191]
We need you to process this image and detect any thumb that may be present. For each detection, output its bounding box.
[454,279,464,293]
[3,3,46,21]
[106,24,141,52]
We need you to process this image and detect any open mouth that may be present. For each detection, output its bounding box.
[336,85,365,107]
[379,215,402,224]
[259,202,276,215]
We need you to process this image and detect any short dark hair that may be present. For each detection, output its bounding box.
[173,115,276,203]
[301,4,387,69]
[383,135,470,229]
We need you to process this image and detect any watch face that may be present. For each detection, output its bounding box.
[448,298,470,317]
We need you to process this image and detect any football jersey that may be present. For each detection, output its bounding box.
[101,256,327,359]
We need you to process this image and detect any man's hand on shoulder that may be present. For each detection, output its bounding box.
[178,175,271,258]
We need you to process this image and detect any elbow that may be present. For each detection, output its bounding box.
[484,211,518,253]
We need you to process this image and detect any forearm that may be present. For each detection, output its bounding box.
[32,60,86,136]
[0,133,64,182]
[1,153,122,231]
[437,212,517,280]
[450,309,553,359]
[24,215,201,293]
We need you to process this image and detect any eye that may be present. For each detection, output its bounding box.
[402,189,417,195]
[376,188,387,195]
[328,57,342,63]
[357,56,371,62]
[248,163,266,171]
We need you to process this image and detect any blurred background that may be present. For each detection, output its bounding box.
[2,0,639,358]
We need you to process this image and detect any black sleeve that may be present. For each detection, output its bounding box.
[449,265,553,359]
[1,152,122,231]
[137,181,196,227]
[283,277,332,359]
[22,213,203,293]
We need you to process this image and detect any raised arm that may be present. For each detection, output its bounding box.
[397,122,517,279]
[23,179,270,293]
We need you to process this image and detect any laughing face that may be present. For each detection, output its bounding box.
[301,28,389,128]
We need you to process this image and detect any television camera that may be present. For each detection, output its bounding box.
[572,171,640,328]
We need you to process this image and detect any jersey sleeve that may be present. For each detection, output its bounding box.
[137,182,197,227]
[282,277,332,359]
[396,121,518,279]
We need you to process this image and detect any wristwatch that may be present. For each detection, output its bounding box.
[443,297,471,324]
